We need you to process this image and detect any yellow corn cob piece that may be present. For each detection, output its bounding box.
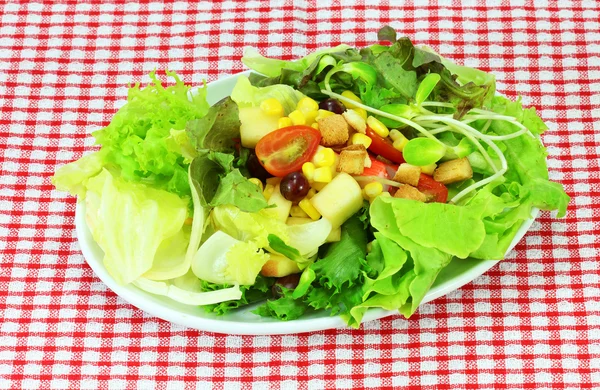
[366,116,389,138]
[248,178,263,191]
[278,116,293,129]
[312,147,335,167]
[260,98,284,117]
[299,199,321,220]
[351,133,372,148]
[302,162,316,181]
[364,182,383,198]
[290,205,310,218]
[313,166,332,183]
[288,110,306,125]
[341,90,362,109]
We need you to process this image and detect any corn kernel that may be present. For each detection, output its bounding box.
[302,162,316,181]
[313,166,332,183]
[266,177,281,186]
[260,98,284,117]
[312,147,336,167]
[389,129,403,142]
[353,107,368,120]
[351,133,373,148]
[341,90,362,109]
[311,122,319,130]
[263,184,275,201]
[297,97,320,113]
[299,199,322,220]
[364,182,383,198]
[306,188,317,198]
[315,109,335,121]
[311,181,328,191]
[184,217,193,226]
[304,110,318,124]
[392,135,409,152]
[288,110,306,125]
[421,163,437,176]
[367,116,389,138]
[278,116,293,129]
[380,191,392,198]
[248,178,263,191]
[290,205,310,218]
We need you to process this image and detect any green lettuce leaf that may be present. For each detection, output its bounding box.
[231,75,306,115]
[186,97,241,153]
[51,150,107,198]
[253,287,309,321]
[83,169,189,285]
[202,275,275,315]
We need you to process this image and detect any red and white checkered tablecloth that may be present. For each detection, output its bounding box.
[1,0,599,388]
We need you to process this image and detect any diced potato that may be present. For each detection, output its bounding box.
[239,107,280,148]
[309,173,363,228]
[261,253,300,277]
[393,163,422,186]
[433,158,473,184]
[286,217,312,226]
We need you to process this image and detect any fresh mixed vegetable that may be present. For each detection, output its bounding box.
[53,27,569,327]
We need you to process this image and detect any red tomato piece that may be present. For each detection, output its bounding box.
[255,126,321,177]
[417,173,448,203]
[365,127,405,164]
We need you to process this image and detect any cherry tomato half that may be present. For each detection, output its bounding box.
[365,127,406,164]
[255,126,321,177]
[417,173,448,203]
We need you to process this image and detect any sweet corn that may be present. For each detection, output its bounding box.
[380,191,392,198]
[296,97,319,113]
[392,134,409,152]
[364,182,383,198]
[278,116,293,129]
[263,184,275,201]
[290,205,310,218]
[288,110,306,125]
[313,166,332,183]
[315,109,335,121]
[353,107,368,120]
[311,122,319,130]
[306,188,317,198]
[248,178,263,191]
[312,147,336,167]
[299,199,321,220]
[367,116,389,138]
[302,162,316,181]
[351,133,373,148]
[421,163,437,176]
[311,181,328,191]
[389,129,403,142]
[260,98,284,117]
[304,110,318,124]
[341,90,362,109]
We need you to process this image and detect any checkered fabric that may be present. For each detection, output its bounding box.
[1,0,599,388]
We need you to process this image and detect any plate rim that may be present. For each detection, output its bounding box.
[75,71,539,335]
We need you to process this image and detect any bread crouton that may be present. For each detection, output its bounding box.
[337,145,368,175]
[342,109,367,134]
[393,184,427,202]
[261,254,300,277]
[393,163,422,186]
[317,114,349,146]
[433,158,473,184]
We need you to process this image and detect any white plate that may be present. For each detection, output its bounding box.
[75,71,539,335]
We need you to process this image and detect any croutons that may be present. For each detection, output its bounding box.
[393,184,427,202]
[342,109,367,134]
[433,158,473,184]
[317,114,349,146]
[393,163,422,186]
[260,254,300,277]
[337,145,368,175]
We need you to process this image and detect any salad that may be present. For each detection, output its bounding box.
[53,27,569,327]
